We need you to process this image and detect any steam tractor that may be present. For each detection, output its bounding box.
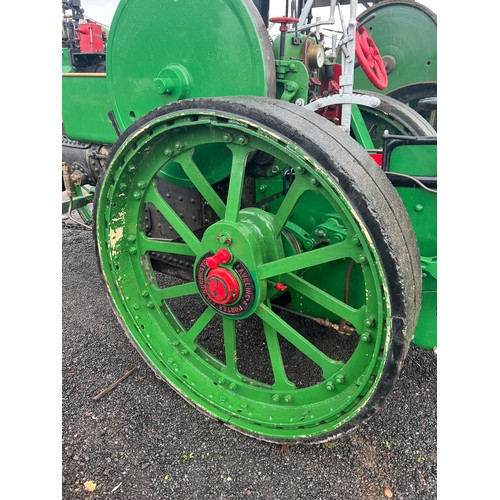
[62,0,437,443]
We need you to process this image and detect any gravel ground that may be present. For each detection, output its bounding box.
[62,225,437,499]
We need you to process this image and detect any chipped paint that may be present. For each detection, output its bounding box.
[108,209,126,256]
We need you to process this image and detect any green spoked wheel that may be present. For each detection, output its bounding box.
[94,97,421,443]
[352,90,436,149]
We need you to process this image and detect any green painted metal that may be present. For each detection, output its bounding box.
[354,102,426,149]
[354,1,437,95]
[105,0,276,132]
[258,137,437,349]
[95,106,393,441]
[272,33,310,103]
[391,143,437,349]
[61,48,74,73]
[415,291,437,350]
[350,105,376,150]
[157,143,234,187]
[61,1,439,423]
[274,60,309,103]
[61,75,117,144]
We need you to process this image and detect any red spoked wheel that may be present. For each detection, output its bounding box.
[269,16,300,28]
[355,25,388,90]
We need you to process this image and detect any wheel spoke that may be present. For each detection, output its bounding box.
[224,145,252,222]
[176,149,226,219]
[222,317,238,374]
[150,281,199,301]
[138,232,196,256]
[351,104,376,150]
[283,273,365,332]
[262,313,296,390]
[256,304,343,379]
[182,307,217,344]
[144,183,201,254]
[272,176,310,237]
[258,240,355,280]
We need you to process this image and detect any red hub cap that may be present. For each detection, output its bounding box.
[205,268,240,305]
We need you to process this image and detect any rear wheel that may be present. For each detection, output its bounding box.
[353,90,436,147]
[94,97,421,443]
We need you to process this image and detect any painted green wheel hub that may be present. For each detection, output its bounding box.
[194,210,281,318]
[95,97,420,443]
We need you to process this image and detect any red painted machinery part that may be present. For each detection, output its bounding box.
[77,22,105,53]
[355,25,388,90]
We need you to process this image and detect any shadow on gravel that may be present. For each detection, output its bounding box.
[62,227,436,499]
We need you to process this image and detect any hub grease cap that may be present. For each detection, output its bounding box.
[196,255,256,317]
[205,267,240,305]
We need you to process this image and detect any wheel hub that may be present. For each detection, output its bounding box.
[205,267,240,305]
[196,253,256,316]
[194,209,285,318]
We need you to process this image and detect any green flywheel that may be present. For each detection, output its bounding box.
[106,0,276,132]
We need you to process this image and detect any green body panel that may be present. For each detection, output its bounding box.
[392,145,437,257]
[61,48,74,73]
[62,76,117,144]
[414,291,437,350]
[392,144,437,349]
[105,0,275,133]
[354,2,437,94]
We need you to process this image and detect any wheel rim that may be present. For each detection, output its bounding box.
[352,91,436,148]
[96,105,393,442]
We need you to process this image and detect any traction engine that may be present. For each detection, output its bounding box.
[62,0,437,444]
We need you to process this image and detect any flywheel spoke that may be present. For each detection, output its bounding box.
[256,304,343,379]
[261,308,296,390]
[143,183,201,254]
[283,273,365,332]
[176,149,226,219]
